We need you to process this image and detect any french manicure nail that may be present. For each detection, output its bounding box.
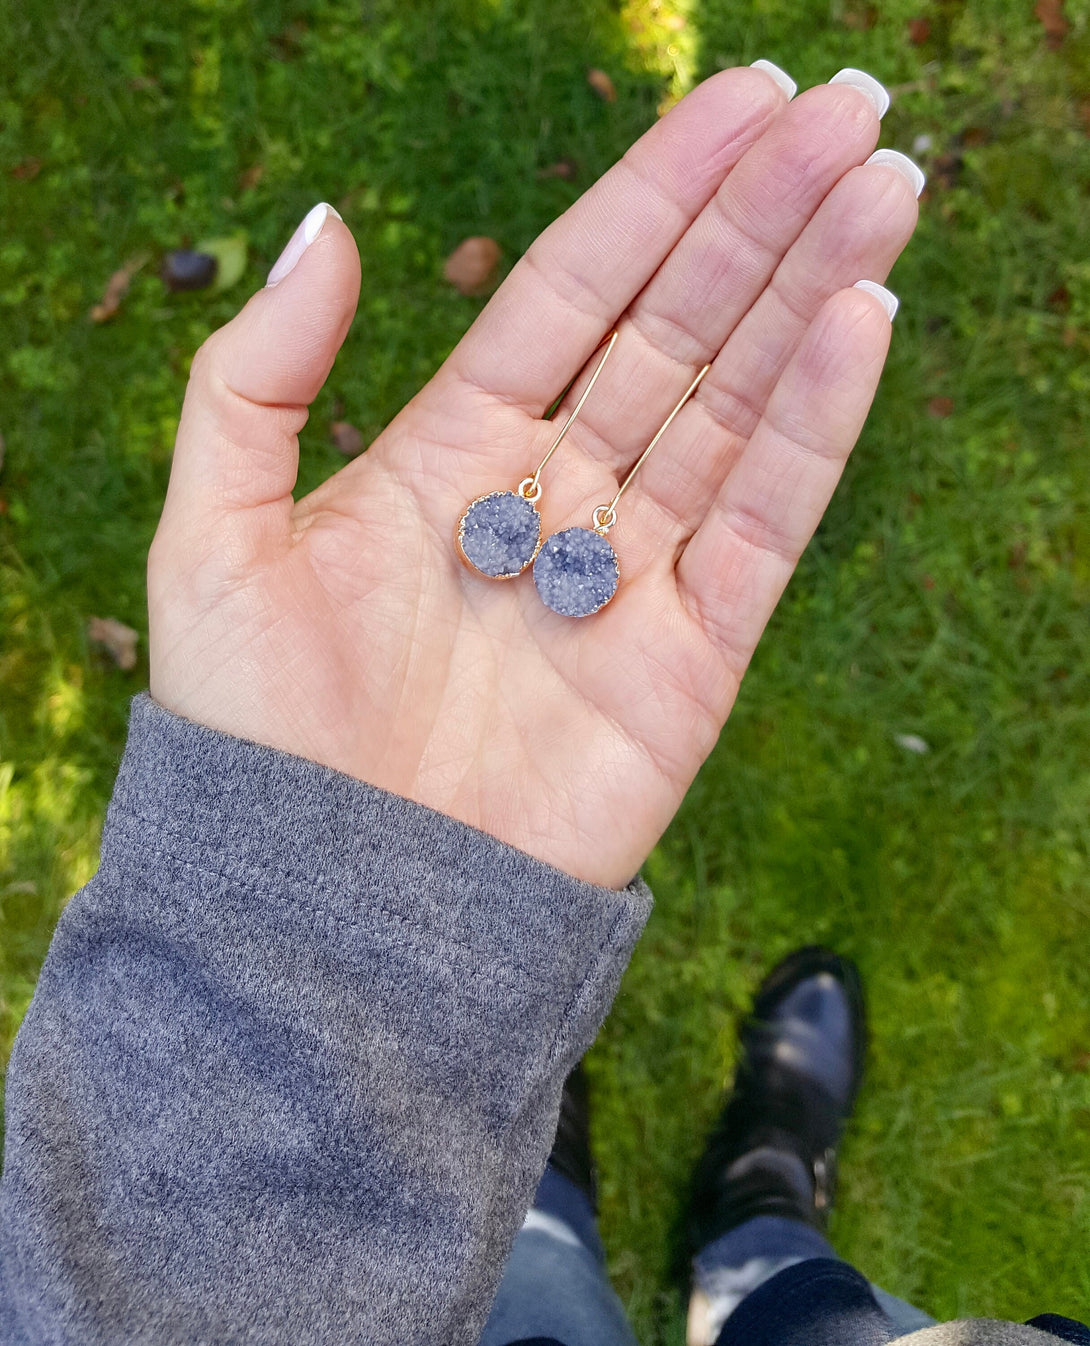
[866,148,926,198]
[829,68,891,118]
[854,279,899,321]
[266,202,342,287]
[750,59,797,100]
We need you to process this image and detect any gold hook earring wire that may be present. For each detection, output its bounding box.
[518,329,620,504]
[592,362,711,533]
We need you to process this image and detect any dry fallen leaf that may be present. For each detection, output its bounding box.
[331,421,365,457]
[536,158,578,181]
[841,2,877,30]
[90,254,148,323]
[88,617,139,670]
[907,17,931,43]
[443,236,501,296]
[12,157,42,181]
[928,150,962,191]
[91,272,131,323]
[239,163,266,192]
[927,395,955,418]
[270,19,308,59]
[1035,0,1069,46]
[586,68,617,102]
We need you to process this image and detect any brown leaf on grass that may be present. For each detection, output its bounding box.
[330,421,365,457]
[90,254,149,323]
[270,19,308,59]
[12,157,42,181]
[586,68,617,102]
[239,163,265,192]
[1035,0,1069,47]
[536,158,578,180]
[443,236,501,296]
[927,395,955,418]
[88,617,139,670]
[907,17,931,43]
[841,3,877,30]
[929,151,962,191]
[91,271,133,323]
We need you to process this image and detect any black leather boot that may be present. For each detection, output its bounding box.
[681,945,867,1262]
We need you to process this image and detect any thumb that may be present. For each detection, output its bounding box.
[163,202,361,528]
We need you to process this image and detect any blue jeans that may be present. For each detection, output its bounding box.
[479,1165,935,1346]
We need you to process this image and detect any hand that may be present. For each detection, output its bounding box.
[149,67,919,889]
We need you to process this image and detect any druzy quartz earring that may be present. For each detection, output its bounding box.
[456,330,619,579]
[533,363,711,618]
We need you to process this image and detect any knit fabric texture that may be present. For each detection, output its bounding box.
[0,695,651,1345]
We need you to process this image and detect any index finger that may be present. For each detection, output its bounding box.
[443,66,790,413]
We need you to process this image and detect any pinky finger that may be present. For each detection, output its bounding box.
[676,282,897,682]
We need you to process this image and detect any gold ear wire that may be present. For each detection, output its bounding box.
[590,362,710,534]
[532,362,711,619]
[517,329,620,505]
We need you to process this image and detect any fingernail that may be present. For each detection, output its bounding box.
[866,148,926,198]
[750,59,797,100]
[854,279,899,321]
[266,202,342,287]
[829,68,890,118]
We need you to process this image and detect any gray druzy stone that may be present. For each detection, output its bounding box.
[533,527,619,618]
[459,491,541,578]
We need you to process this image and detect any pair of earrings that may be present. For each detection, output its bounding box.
[456,330,709,618]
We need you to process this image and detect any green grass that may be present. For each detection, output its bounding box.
[2,0,1089,1339]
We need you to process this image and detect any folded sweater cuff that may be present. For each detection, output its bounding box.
[107,693,652,1056]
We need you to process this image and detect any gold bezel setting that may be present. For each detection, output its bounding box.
[456,490,543,580]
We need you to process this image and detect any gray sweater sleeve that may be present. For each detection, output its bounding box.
[0,694,652,1345]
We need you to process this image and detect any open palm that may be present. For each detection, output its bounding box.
[149,67,919,888]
